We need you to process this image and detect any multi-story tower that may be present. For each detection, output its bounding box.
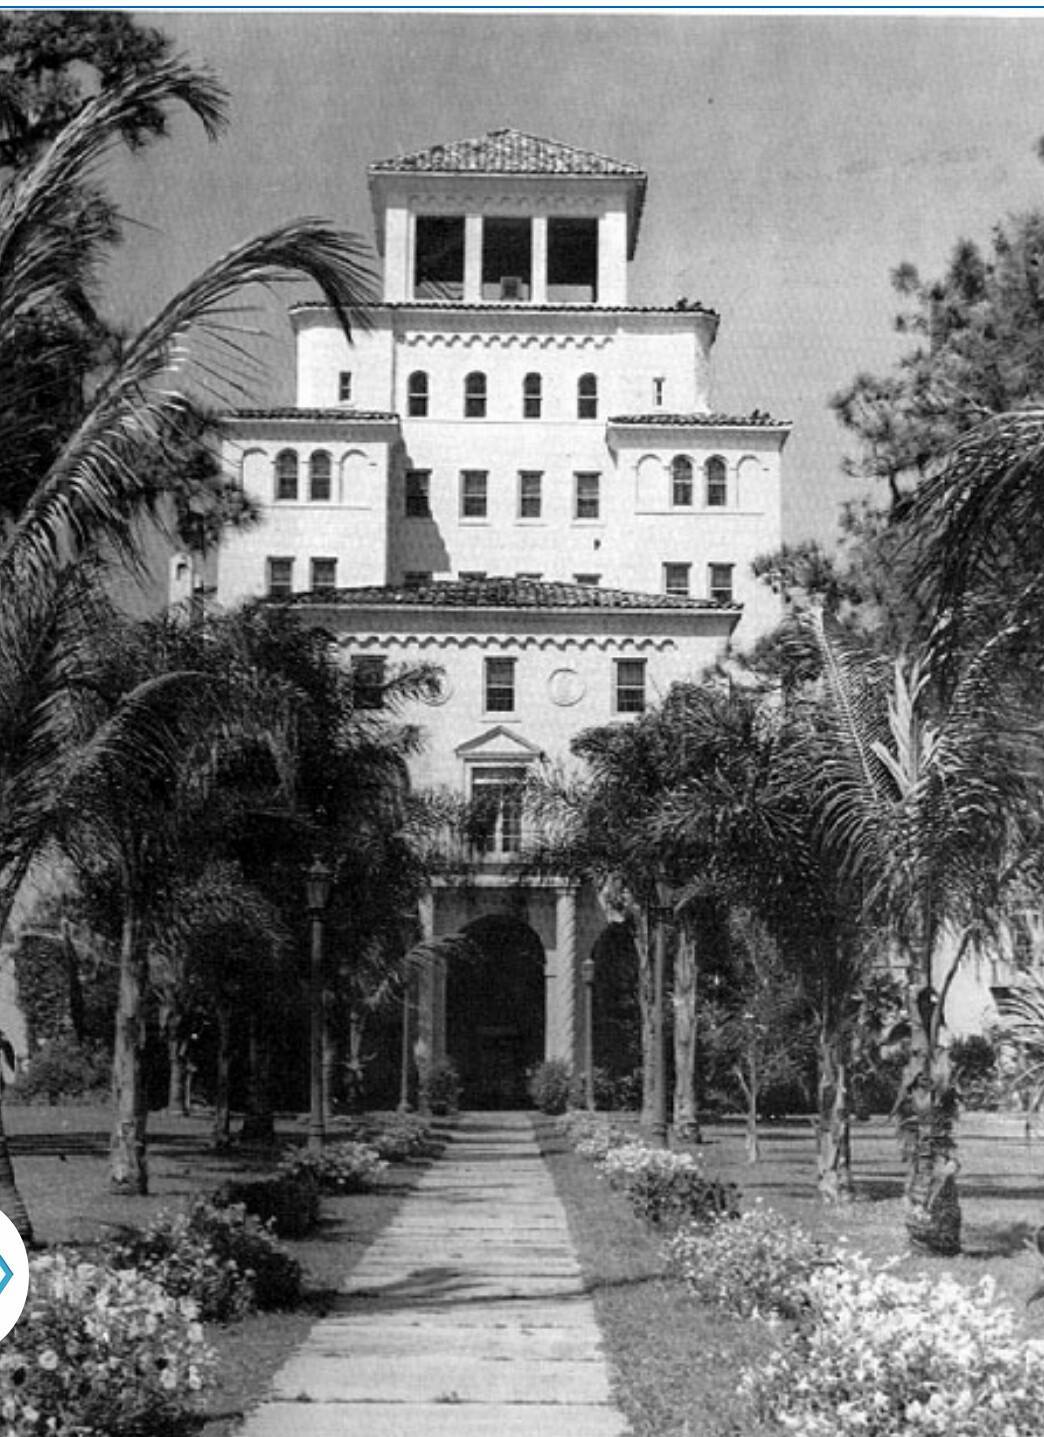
[206,130,790,1106]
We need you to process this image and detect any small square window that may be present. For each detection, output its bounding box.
[461,470,488,520]
[709,563,735,604]
[518,471,542,520]
[574,572,601,587]
[663,563,691,596]
[574,472,600,521]
[338,371,352,403]
[405,470,431,518]
[267,557,293,598]
[311,557,337,593]
[615,658,646,714]
[484,657,516,713]
[353,655,386,710]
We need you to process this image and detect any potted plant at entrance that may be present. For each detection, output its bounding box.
[420,1058,461,1116]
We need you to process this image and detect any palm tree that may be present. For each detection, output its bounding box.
[800,605,1037,1252]
[0,63,380,1224]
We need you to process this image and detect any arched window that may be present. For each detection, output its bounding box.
[705,455,728,507]
[523,372,542,419]
[408,370,429,418]
[309,450,332,502]
[671,455,693,507]
[464,371,487,418]
[275,450,298,501]
[577,372,598,419]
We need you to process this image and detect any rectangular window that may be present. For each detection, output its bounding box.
[523,373,542,419]
[414,214,464,300]
[653,377,665,407]
[338,371,352,403]
[709,563,735,604]
[353,655,386,710]
[484,656,516,713]
[518,470,542,520]
[311,557,337,593]
[471,765,526,855]
[461,470,488,519]
[405,470,431,518]
[403,570,431,588]
[267,557,293,599]
[663,563,691,596]
[574,572,601,587]
[547,216,598,303]
[574,471,600,521]
[615,658,647,715]
[481,217,532,302]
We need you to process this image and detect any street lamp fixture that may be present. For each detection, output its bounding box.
[651,877,677,1149]
[306,858,333,1154]
[581,955,596,1111]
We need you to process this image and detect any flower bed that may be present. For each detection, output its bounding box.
[109,1198,302,1321]
[279,1139,387,1194]
[0,1252,212,1435]
[744,1251,1044,1436]
[600,1140,740,1228]
[665,1203,827,1320]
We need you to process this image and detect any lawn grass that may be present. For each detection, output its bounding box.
[538,1108,1044,1437]
[2,1102,447,1437]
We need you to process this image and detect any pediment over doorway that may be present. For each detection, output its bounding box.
[455,726,546,763]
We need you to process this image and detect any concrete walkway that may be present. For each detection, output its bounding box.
[240,1112,629,1436]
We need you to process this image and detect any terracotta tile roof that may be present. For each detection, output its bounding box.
[286,577,738,612]
[290,300,718,319]
[369,128,645,178]
[221,408,399,423]
[609,411,790,429]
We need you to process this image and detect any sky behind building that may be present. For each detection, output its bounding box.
[101,10,1044,544]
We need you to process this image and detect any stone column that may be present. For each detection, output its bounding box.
[415,892,438,1097]
[551,887,579,1063]
[531,215,548,304]
[464,214,483,302]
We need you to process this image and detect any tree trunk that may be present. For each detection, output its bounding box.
[902,965,960,1255]
[346,1007,367,1114]
[166,1018,189,1117]
[744,1054,760,1163]
[212,1004,232,1150]
[816,1018,854,1204]
[0,1099,32,1244]
[110,896,149,1194]
[672,924,700,1142]
[322,993,336,1122]
[240,1011,274,1144]
[634,907,657,1129]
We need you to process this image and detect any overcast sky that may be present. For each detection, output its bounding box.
[101,10,1044,544]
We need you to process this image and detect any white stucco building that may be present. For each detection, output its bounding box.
[206,129,791,1106]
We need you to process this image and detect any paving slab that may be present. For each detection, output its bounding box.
[237,1112,629,1437]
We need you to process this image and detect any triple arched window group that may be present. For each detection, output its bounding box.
[670,454,728,508]
[275,449,332,503]
[405,369,598,421]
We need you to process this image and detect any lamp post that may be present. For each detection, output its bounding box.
[651,878,676,1148]
[305,858,333,1154]
[581,955,596,1111]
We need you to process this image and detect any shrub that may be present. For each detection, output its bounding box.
[420,1057,460,1115]
[111,1198,302,1320]
[744,1255,1044,1436]
[952,1032,1002,1110]
[279,1140,387,1194]
[665,1204,826,1320]
[0,1251,213,1434]
[216,1173,320,1238]
[528,1059,573,1114]
[566,1065,619,1111]
[370,1114,438,1162]
[13,1036,109,1104]
[601,1141,740,1228]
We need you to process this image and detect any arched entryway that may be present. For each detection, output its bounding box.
[445,915,545,1108]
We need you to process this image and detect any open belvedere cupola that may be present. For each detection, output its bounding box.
[367,128,648,307]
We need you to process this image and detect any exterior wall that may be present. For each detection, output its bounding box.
[313,604,737,789]
[217,427,396,603]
